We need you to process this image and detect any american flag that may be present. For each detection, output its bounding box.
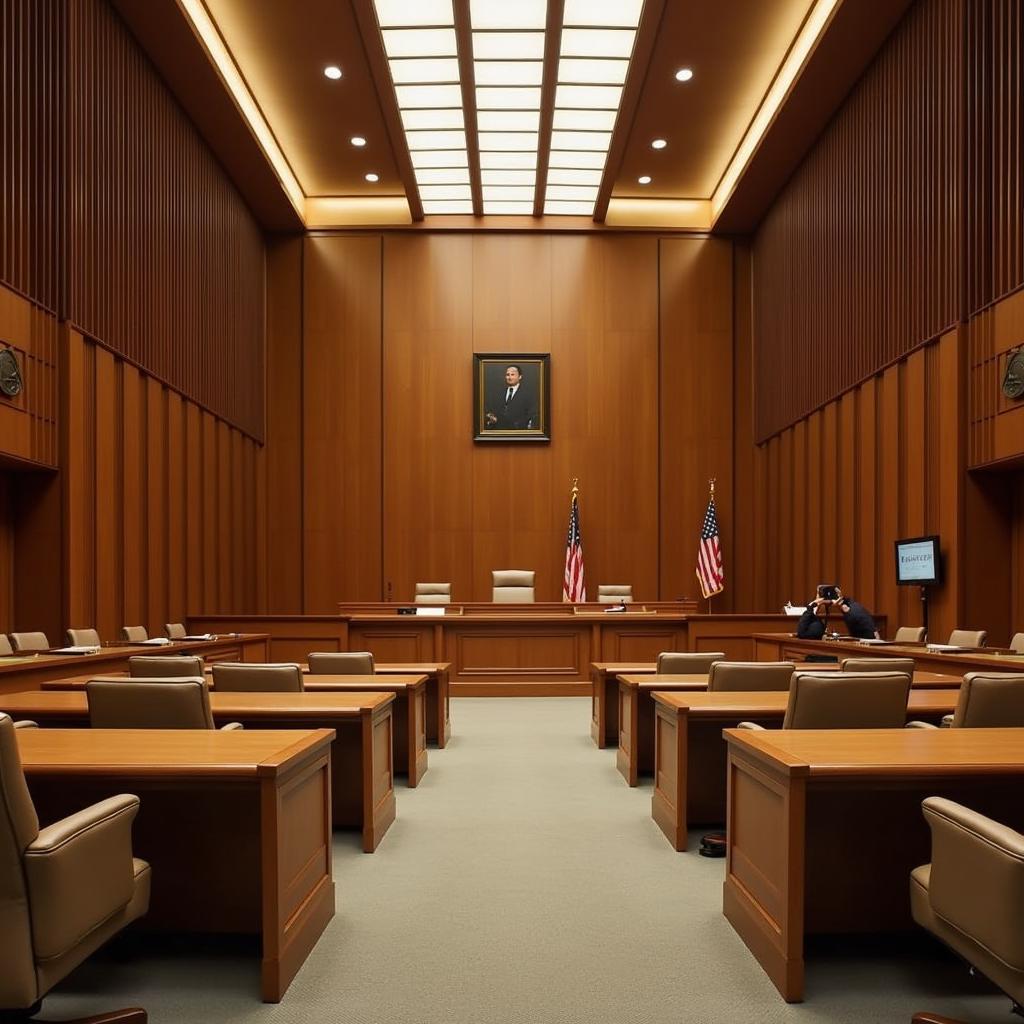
[696,494,724,599]
[562,490,586,603]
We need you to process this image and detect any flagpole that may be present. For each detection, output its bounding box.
[707,478,715,611]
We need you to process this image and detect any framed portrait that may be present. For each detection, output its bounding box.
[473,353,551,443]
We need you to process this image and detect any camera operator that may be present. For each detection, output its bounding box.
[796,587,879,640]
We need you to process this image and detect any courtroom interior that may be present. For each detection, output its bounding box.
[2,0,1024,1022]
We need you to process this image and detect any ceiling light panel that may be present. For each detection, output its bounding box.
[411,150,470,168]
[562,0,643,27]
[557,58,629,84]
[478,132,540,151]
[550,130,611,150]
[552,108,617,131]
[483,201,535,214]
[481,168,537,185]
[472,32,545,60]
[422,200,473,214]
[554,84,623,109]
[476,110,541,131]
[548,149,607,169]
[482,185,535,201]
[418,184,473,200]
[559,28,636,58]
[388,58,460,84]
[476,86,542,109]
[474,61,544,86]
[479,151,537,169]
[546,184,599,201]
[401,108,466,130]
[415,168,471,185]
[405,129,467,150]
[470,0,547,30]
[382,28,457,58]
[395,83,464,108]
[546,167,602,185]
[375,0,454,27]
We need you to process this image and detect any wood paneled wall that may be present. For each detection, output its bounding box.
[63,330,265,641]
[264,232,734,609]
[0,476,11,630]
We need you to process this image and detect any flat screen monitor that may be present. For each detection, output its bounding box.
[895,535,941,586]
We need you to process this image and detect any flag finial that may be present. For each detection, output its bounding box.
[709,477,716,496]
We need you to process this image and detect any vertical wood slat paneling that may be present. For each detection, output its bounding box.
[753,0,963,439]
[0,476,10,631]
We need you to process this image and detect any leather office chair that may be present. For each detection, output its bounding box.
[492,570,535,603]
[165,623,186,639]
[907,673,1024,729]
[911,797,1024,1017]
[10,632,50,653]
[0,634,12,657]
[947,629,987,647]
[1010,633,1024,655]
[128,655,204,679]
[86,679,241,730]
[0,713,150,1021]
[597,585,632,604]
[121,626,148,642]
[414,583,451,605]
[656,652,725,674]
[894,626,927,643]
[307,652,374,675]
[740,672,911,730]
[212,663,304,692]
[707,662,795,692]
[842,656,917,676]
[66,628,101,647]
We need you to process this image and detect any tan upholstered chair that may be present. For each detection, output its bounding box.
[842,657,916,676]
[0,712,150,1018]
[947,629,987,647]
[128,655,204,679]
[0,634,12,657]
[414,583,451,605]
[656,652,725,674]
[121,626,148,642]
[66,628,101,647]
[165,623,187,639]
[908,673,1024,730]
[1010,633,1024,655]
[86,679,240,730]
[492,570,535,603]
[212,663,304,692]
[708,662,795,692]
[307,652,375,675]
[894,626,927,643]
[597,585,632,604]
[741,672,911,730]
[912,798,1024,1016]
[10,632,50,653]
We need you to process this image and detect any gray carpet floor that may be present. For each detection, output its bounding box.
[45,698,1009,1023]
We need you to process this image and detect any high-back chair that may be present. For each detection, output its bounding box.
[894,626,927,643]
[414,583,451,605]
[212,663,304,692]
[307,651,374,675]
[707,662,795,692]
[492,570,535,603]
[908,673,1024,729]
[947,629,987,647]
[911,797,1024,1017]
[1010,633,1024,655]
[10,632,49,653]
[842,657,916,676]
[0,634,11,657]
[656,651,725,675]
[597,585,632,604]
[129,655,204,679]
[66,627,101,647]
[121,625,148,642]
[0,713,151,1019]
[165,623,187,639]
[781,672,911,729]
[86,679,240,730]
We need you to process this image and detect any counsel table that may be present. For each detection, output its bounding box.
[1,690,397,849]
[650,689,958,850]
[722,727,1024,1002]
[17,727,335,1002]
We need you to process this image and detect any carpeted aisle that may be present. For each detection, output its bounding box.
[47,698,1007,1023]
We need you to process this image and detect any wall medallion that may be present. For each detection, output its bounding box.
[0,348,23,399]
[1002,348,1024,401]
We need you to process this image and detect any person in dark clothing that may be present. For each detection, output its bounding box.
[796,599,828,640]
[795,588,879,640]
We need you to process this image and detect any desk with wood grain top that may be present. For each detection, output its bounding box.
[722,727,1024,1003]
[650,689,958,850]
[2,690,397,848]
[17,727,334,1002]
[616,669,962,787]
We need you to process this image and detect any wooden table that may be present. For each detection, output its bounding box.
[650,689,958,850]
[0,634,271,694]
[17,727,335,1002]
[1,690,397,848]
[722,727,1024,1002]
[590,663,655,747]
[616,669,962,787]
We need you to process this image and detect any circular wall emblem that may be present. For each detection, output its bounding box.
[1003,349,1024,400]
[0,348,22,399]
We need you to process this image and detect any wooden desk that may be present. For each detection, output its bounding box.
[0,634,271,694]
[722,727,1024,1002]
[1,690,397,848]
[17,727,335,1002]
[616,669,962,787]
[650,689,958,850]
[590,663,655,747]
[373,662,451,747]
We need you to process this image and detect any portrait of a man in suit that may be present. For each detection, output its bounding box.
[485,364,537,430]
[474,353,550,442]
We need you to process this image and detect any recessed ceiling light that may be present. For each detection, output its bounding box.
[350,136,367,147]
[365,173,380,182]
[675,68,693,82]
[638,175,651,184]
[324,66,343,80]
[651,138,667,149]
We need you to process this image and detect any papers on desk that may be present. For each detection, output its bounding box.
[138,637,172,646]
[783,604,806,616]
[415,607,445,617]
[857,638,894,645]
[181,634,215,641]
[926,643,974,653]
[49,645,101,656]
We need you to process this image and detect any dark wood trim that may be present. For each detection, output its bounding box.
[452,0,482,217]
[533,0,565,217]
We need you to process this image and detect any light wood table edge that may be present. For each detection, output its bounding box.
[362,702,396,852]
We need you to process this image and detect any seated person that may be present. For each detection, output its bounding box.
[796,587,879,640]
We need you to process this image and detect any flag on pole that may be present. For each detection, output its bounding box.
[563,480,587,603]
[696,483,724,599]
